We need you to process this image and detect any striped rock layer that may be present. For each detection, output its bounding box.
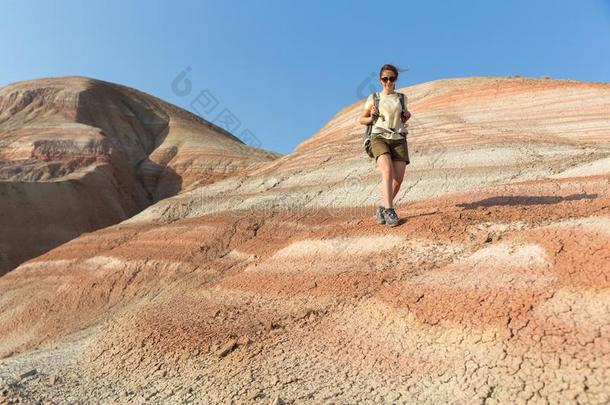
[0,77,609,404]
[0,77,280,275]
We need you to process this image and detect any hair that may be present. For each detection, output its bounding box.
[378,64,407,79]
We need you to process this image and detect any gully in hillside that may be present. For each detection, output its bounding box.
[359,63,412,227]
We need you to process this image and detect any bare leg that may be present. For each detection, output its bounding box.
[391,160,407,200]
[376,153,394,208]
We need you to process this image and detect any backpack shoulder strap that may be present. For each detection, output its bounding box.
[369,92,380,125]
[397,92,405,112]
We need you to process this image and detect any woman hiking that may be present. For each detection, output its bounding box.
[359,64,411,227]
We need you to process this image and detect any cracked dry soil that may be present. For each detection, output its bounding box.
[0,175,609,404]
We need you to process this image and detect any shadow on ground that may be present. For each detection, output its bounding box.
[457,193,598,210]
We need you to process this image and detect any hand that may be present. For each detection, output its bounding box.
[370,105,379,117]
[402,110,411,122]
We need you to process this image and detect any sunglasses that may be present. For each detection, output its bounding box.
[381,76,396,83]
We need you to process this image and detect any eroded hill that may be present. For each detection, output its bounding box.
[0,76,608,404]
[0,76,280,275]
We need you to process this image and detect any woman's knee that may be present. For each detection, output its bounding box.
[392,169,405,184]
[382,168,394,181]
[377,155,393,175]
[391,162,406,182]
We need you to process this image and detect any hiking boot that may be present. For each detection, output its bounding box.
[375,205,386,224]
[383,207,399,227]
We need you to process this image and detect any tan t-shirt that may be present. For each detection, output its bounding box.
[363,92,407,140]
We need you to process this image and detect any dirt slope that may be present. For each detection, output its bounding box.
[0,76,280,275]
[0,76,608,404]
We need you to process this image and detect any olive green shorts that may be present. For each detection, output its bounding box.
[371,135,410,164]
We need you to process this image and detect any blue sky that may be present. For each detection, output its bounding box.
[1,0,609,155]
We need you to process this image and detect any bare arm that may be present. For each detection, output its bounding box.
[359,104,379,125]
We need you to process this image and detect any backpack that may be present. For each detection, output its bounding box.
[362,92,406,159]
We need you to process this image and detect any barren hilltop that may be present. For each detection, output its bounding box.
[0,76,280,275]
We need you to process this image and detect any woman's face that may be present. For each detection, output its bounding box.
[379,69,397,91]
